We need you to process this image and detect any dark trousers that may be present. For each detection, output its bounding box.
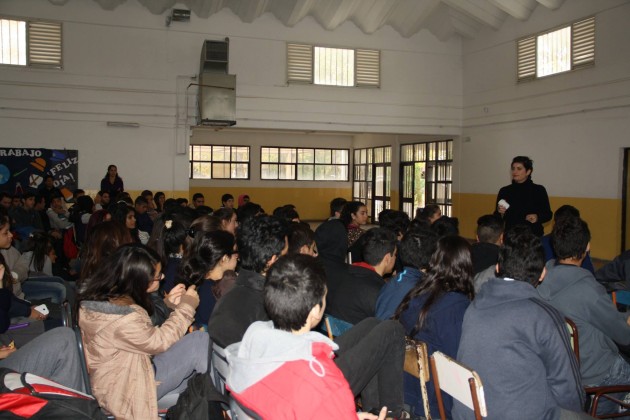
[334,317,405,414]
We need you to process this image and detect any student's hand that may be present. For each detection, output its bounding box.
[497,205,507,215]
[164,284,186,309]
[182,284,199,308]
[29,307,47,321]
[525,213,538,223]
[0,345,16,359]
[357,407,387,420]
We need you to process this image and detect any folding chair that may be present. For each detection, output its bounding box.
[321,314,353,340]
[430,351,487,420]
[211,341,230,396]
[404,338,432,419]
[229,395,263,420]
[565,317,630,418]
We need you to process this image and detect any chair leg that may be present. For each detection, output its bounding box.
[430,356,447,420]
[468,378,482,420]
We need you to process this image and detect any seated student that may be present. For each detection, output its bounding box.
[395,235,474,418]
[11,192,44,239]
[542,205,594,273]
[236,202,263,226]
[47,194,73,231]
[537,217,630,417]
[328,197,347,221]
[375,228,438,320]
[371,209,410,271]
[327,228,397,325]
[453,226,587,420]
[288,222,318,256]
[18,232,67,304]
[191,193,205,209]
[595,249,630,291]
[225,254,397,420]
[471,214,503,275]
[315,217,351,297]
[135,195,154,238]
[220,193,234,209]
[207,215,288,348]
[78,244,207,420]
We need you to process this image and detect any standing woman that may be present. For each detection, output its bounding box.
[340,201,369,247]
[394,235,474,418]
[100,164,124,197]
[77,244,207,420]
[495,156,552,237]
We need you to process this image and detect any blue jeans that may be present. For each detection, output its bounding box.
[589,355,630,418]
[22,277,67,304]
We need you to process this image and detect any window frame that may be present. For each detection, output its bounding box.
[189,145,250,180]
[517,16,595,82]
[0,16,63,69]
[352,146,392,222]
[260,146,350,182]
[287,42,380,88]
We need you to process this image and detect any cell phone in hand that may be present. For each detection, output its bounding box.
[34,304,49,316]
[498,199,510,209]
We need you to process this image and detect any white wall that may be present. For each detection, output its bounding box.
[458,0,630,199]
[0,0,462,193]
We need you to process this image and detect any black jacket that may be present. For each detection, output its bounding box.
[494,179,552,236]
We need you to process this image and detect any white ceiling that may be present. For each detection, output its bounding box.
[46,0,565,41]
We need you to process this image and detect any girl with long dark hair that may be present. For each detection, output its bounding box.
[394,235,475,418]
[77,244,207,420]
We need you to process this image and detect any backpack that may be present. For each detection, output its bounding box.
[165,371,228,420]
[0,368,107,419]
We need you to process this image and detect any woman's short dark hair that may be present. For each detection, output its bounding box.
[497,226,544,285]
[340,201,365,227]
[265,254,326,332]
[394,235,474,334]
[78,244,160,316]
[512,156,534,177]
[181,230,235,287]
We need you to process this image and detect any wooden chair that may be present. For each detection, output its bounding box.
[322,314,353,340]
[429,351,487,420]
[404,338,432,419]
[565,317,630,418]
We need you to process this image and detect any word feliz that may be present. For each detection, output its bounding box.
[48,157,78,176]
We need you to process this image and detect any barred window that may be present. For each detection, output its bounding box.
[261,147,349,181]
[189,145,250,179]
[517,16,594,82]
[287,43,379,87]
[0,17,62,68]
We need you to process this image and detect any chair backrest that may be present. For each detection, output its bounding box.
[404,338,432,419]
[229,395,262,420]
[430,351,487,420]
[322,314,353,340]
[73,326,93,396]
[564,317,580,364]
[211,342,230,396]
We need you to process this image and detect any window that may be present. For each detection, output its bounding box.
[261,147,349,181]
[0,17,62,68]
[517,16,594,82]
[353,146,391,222]
[400,140,452,218]
[189,145,249,179]
[287,43,380,87]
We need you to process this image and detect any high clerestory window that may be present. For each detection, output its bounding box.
[287,43,380,87]
[0,17,62,68]
[261,147,349,181]
[517,16,594,82]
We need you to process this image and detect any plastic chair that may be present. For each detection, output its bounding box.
[404,338,432,419]
[321,314,353,340]
[565,317,630,418]
[430,351,487,420]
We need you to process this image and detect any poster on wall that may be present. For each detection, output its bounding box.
[0,148,78,200]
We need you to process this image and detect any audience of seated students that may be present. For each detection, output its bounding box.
[430,214,459,238]
[226,254,393,420]
[326,228,397,325]
[341,200,369,248]
[454,226,587,420]
[176,197,189,207]
[375,209,411,271]
[94,190,111,211]
[191,193,205,210]
[140,190,157,219]
[471,214,503,274]
[153,191,165,214]
[134,195,153,241]
[208,215,288,348]
[10,192,44,239]
[395,235,475,418]
[0,212,28,300]
[538,216,630,417]
[595,249,630,291]
[288,222,318,256]
[415,204,441,228]
[376,228,438,320]
[212,207,238,235]
[69,195,94,245]
[542,205,595,273]
[181,230,238,329]
[0,192,12,211]
[46,194,73,231]
[77,244,207,420]
[236,201,263,226]
[237,194,250,208]
[221,193,234,209]
[152,210,195,293]
[273,204,301,224]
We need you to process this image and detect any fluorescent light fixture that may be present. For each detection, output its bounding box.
[107,121,139,128]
